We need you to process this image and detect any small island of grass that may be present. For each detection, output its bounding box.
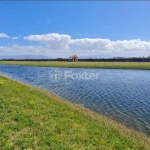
[1,61,150,70]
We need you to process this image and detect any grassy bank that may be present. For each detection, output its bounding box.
[0,75,150,149]
[1,61,150,70]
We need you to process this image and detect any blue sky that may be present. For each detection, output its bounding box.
[0,2,150,58]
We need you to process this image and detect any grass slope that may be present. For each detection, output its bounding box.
[0,75,150,149]
[1,61,150,70]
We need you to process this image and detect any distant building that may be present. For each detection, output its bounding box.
[69,55,78,62]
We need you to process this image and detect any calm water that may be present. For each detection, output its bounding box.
[0,65,150,136]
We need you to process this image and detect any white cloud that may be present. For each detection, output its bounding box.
[0,33,19,40]
[70,38,150,52]
[0,45,45,54]
[70,38,111,51]
[0,45,70,58]
[0,33,9,38]
[1,33,150,58]
[24,33,71,50]
[24,33,150,52]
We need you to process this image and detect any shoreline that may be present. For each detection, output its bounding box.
[1,74,150,149]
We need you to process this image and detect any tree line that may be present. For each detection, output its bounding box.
[1,57,150,62]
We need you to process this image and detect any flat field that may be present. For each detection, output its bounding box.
[1,61,150,70]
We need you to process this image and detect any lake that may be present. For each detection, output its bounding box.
[0,65,150,136]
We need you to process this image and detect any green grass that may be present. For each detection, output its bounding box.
[0,75,150,149]
[1,61,150,70]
